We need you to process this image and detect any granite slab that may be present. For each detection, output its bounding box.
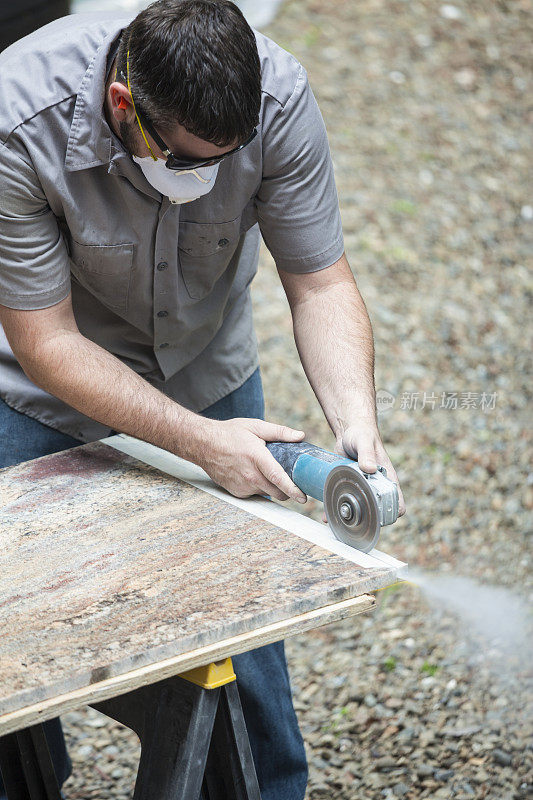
[0,441,398,720]
[104,435,406,574]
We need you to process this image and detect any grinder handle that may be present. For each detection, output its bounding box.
[266,441,344,478]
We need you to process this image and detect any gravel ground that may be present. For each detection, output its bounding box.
[61,1,532,798]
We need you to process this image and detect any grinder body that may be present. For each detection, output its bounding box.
[266,441,399,553]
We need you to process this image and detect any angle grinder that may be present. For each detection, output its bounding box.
[266,441,399,553]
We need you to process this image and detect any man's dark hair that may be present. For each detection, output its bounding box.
[116,0,261,147]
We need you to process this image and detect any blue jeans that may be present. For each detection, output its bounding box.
[0,367,308,800]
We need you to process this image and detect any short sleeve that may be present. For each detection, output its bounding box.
[0,140,70,309]
[256,64,344,273]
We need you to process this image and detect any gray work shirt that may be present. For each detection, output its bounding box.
[0,12,344,442]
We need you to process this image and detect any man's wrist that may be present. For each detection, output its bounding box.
[333,403,377,437]
[171,412,220,467]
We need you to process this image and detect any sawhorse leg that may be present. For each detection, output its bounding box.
[0,658,259,800]
[91,657,261,800]
[0,725,62,800]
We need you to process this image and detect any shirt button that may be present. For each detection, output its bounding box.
[157,261,168,271]
[218,238,229,247]
[157,310,168,318]
[159,342,169,349]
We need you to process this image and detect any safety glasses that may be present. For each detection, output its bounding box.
[137,109,257,171]
[120,51,257,171]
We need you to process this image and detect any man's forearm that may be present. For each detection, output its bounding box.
[290,277,377,438]
[22,329,214,461]
[280,258,405,513]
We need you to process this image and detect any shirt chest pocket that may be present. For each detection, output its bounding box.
[178,219,242,300]
[68,240,135,313]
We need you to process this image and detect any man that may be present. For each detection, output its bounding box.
[0,1,405,797]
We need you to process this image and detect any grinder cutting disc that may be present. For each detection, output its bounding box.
[323,464,380,553]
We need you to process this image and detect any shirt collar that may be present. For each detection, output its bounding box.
[64,24,127,172]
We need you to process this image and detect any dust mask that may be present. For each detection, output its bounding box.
[132,156,219,204]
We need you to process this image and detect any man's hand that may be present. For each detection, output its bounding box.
[195,418,308,504]
[320,418,406,523]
